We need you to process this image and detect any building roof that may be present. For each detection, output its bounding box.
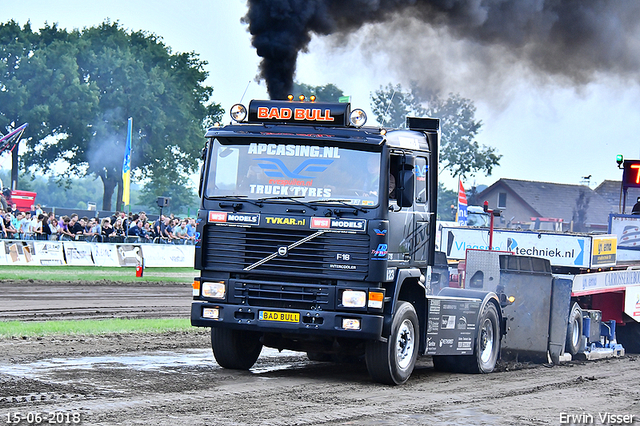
[478,178,614,226]
[594,180,640,214]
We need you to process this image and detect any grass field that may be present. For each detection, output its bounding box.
[0,318,193,337]
[0,265,195,283]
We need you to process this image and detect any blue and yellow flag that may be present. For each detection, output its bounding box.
[122,117,132,207]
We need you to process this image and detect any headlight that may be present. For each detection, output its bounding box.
[342,290,366,308]
[230,104,247,122]
[202,281,226,299]
[349,109,367,127]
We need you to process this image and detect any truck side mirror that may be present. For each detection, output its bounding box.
[396,169,414,208]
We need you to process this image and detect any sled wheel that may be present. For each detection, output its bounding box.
[566,303,584,356]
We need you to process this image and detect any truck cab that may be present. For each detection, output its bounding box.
[191,99,502,384]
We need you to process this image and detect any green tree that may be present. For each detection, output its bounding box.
[0,21,98,187]
[292,82,344,102]
[370,84,501,179]
[437,183,458,221]
[370,83,415,128]
[137,166,198,216]
[0,20,223,211]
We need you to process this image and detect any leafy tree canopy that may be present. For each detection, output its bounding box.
[370,83,501,179]
[292,82,344,102]
[0,20,223,210]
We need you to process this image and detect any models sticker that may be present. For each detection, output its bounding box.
[311,217,367,232]
[208,211,260,225]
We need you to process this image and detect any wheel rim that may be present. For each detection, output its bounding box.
[479,317,495,364]
[571,318,580,347]
[396,319,415,370]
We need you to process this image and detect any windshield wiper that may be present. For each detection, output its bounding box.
[211,195,263,207]
[313,199,368,214]
[257,195,318,211]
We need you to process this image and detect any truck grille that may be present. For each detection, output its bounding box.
[232,279,335,310]
[203,225,369,279]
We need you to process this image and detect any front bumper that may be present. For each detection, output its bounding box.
[191,301,384,340]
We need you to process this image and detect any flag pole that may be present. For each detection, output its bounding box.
[122,117,132,212]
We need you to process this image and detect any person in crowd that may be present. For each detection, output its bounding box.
[185,217,197,243]
[110,211,120,227]
[632,197,640,215]
[68,214,85,239]
[4,211,18,238]
[28,212,40,238]
[49,217,58,240]
[153,215,165,241]
[32,213,43,240]
[138,220,152,242]
[101,218,115,242]
[34,204,43,217]
[10,210,20,232]
[113,217,126,242]
[160,216,175,243]
[172,218,189,243]
[127,218,140,238]
[40,214,52,240]
[18,212,31,239]
[127,219,151,242]
[0,209,7,239]
[58,216,74,241]
[85,217,102,242]
[143,221,154,240]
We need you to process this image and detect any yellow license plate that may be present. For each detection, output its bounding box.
[259,310,300,323]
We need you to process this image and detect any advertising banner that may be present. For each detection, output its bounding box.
[440,227,591,268]
[90,243,123,267]
[33,241,65,265]
[572,269,640,293]
[0,240,65,265]
[141,244,195,268]
[624,285,640,323]
[0,239,193,268]
[62,241,94,266]
[608,214,640,262]
[590,234,617,267]
[2,240,36,265]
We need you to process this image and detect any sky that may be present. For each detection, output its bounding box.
[4,0,640,192]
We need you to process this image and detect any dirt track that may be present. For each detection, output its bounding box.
[1,281,639,425]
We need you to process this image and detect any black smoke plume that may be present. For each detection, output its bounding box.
[245,0,640,100]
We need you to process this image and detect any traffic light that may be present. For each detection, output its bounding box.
[617,154,624,168]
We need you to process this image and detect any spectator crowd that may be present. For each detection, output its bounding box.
[0,204,197,244]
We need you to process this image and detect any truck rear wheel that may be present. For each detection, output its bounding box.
[456,302,501,374]
[211,328,262,370]
[365,301,419,385]
[566,303,584,356]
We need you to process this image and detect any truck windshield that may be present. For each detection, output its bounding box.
[205,138,381,206]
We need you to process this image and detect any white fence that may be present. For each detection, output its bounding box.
[1,240,195,268]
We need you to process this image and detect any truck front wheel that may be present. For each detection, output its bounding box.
[365,301,419,385]
[211,328,263,370]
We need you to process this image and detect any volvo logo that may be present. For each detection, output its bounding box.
[277,246,288,257]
